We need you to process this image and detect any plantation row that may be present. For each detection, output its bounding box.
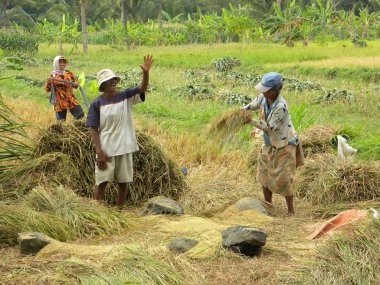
[1,2,380,55]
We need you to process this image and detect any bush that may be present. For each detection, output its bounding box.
[0,30,39,54]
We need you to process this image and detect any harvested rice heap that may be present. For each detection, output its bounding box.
[1,120,187,205]
[295,154,380,205]
[299,124,338,158]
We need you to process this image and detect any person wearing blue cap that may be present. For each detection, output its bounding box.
[241,72,304,215]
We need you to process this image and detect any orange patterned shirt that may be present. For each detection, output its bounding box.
[44,70,80,112]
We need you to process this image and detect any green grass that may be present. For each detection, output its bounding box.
[1,41,380,160]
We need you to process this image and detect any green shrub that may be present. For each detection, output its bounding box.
[0,30,39,54]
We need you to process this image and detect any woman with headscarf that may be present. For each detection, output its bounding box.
[241,72,304,215]
[44,55,84,121]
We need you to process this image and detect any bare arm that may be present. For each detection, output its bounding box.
[90,127,109,170]
[138,54,154,93]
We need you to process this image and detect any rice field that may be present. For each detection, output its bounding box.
[1,41,380,284]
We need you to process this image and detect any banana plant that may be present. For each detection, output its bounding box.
[35,14,80,54]
[262,0,304,47]
[356,7,380,38]
[308,0,337,35]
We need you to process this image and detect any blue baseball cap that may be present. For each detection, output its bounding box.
[255,72,282,93]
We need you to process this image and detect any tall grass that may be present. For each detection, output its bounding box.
[0,95,33,172]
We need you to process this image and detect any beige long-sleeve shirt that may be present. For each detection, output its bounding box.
[244,94,297,149]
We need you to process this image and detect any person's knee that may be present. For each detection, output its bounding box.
[97,181,108,191]
[118,183,128,191]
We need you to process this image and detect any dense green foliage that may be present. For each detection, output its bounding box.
[0,31,39,54]
[1,1,380,50]
[1,0,380,26]
[1,41,379,160]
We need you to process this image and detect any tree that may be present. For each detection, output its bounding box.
[119,0,130,48]
[80,0,88,52]
[1,0,9,19]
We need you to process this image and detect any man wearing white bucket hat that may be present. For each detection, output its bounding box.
[241,72,304,215]
[86,54,153,206]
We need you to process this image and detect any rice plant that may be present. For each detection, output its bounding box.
[353,133,380,160]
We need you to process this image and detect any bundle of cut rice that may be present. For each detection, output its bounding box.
[207,108,252,141]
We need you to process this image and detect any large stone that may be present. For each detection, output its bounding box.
[167,237,199,254]
[222,225,267,257]
[235,197,268,215]
[17,232,52,256]
[141,196,184,215]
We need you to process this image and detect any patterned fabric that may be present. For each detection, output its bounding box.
[44,70,80,112]
[257,145,296,196]
[244,94,297,149]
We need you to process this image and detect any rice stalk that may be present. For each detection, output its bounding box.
[179,161,253,216]
[127,130,187,205]
[246,141,262,177]
[207,107,252,142]
[23,185,128,237]
[311,200,380,219]
[299,125,337,158]
[34,121,94,197]
[0,203,73,245]
[1,243,186,285]
[29,121,186,205]
[0,152,80,201]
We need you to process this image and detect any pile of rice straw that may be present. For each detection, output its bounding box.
[295,154,380,205]
[299,125,338,158]
[1,121,187,205]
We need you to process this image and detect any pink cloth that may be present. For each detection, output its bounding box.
[308,209,368,239]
